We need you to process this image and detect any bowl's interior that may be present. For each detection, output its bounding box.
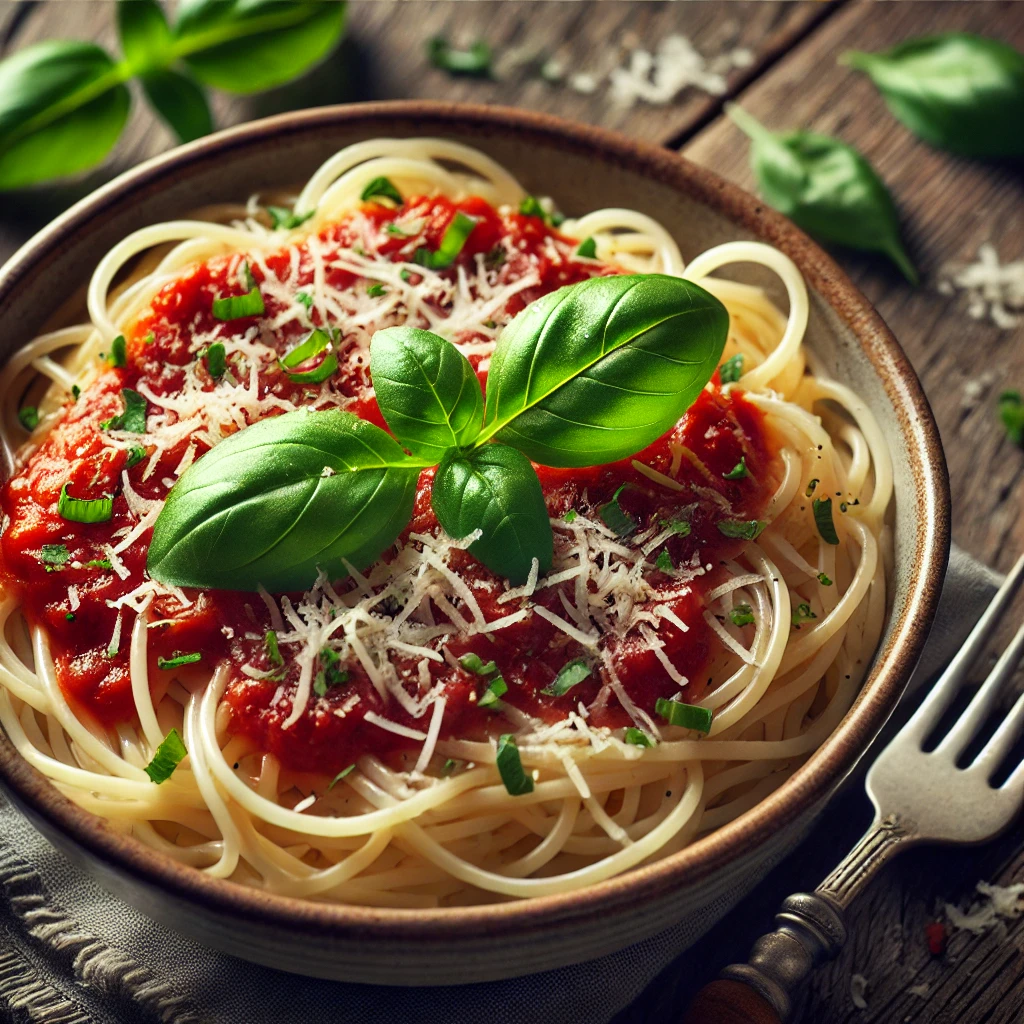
[0,104,949,941]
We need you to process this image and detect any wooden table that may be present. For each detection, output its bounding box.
[1,2,1022,1021]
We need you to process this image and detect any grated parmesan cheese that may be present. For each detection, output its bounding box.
[939,243,1024,330]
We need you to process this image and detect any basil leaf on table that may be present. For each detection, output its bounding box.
[842,34,1024,159]
[140,69,213,144]
[147,409,422,592]
[0,41,130,189]
[173,0,348,94]
[478,274,728,467]
[728,105,917,284]
[432,444,553,584]
[370,327,484,462]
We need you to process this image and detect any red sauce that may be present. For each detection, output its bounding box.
[0,195,778,775]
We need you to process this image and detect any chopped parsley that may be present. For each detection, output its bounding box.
[385,222,409,237]
[812,497,840,545]
[541,658,591,697]
[400,268,414,283]
[264,630,284,667]
[65,612,76,621]
[441,758,459,776]
[563,509,578,523]
[366,282,388,297]
[206,342,226,379]
[723,456,748,480]
[478,675,508,708]
[717,519,766,540]
[792,602,817,628]
[360,177,403,205]
[730,603,755,626]
[654,698,713,734]
[99,388,147,433]
[427,36,492,77]
[661,517,692,537]
[817,572,833,587]
[805,478,819,497]
[71,385,81,400]
[157,651,202,671]
[314,647,349,697]
[719,353,744,384]
[598,484,636,538]
[327,764,356,789]
[57,484,112,524]
[624,727,654,748]
[40,543,70,569]
[576,236,597,259]
[496,734,533,795]
[17,406,39,431]
[267,205,314,230]
[212,263,264,321]
[414,211,479,270]
[125,445,148,469]
[655,548,674,573]
[999,390,1024,445]
[107,334,127,368]
[83,558,112,570]
[143,729,187,784]
[295,290,314,311]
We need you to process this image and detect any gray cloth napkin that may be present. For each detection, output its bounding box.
[0,546,1002,1024]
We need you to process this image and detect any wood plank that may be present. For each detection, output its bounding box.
[0,0,827,265]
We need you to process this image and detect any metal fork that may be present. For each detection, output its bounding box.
[682,554,1024,1024]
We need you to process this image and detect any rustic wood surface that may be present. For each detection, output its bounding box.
[1,2,1022,1022]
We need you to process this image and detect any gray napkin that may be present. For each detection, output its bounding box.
[0,546,1002,1024]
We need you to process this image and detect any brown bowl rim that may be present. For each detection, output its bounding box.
[0,100,950,942]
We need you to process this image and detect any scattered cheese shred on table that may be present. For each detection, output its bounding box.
[938,243,1024,330]
[850,973,869,1010]
[944,880,1024,936]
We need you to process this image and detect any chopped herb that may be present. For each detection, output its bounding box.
[17,406,39,431]
[212,264,264,321]
[484,319,497,329]
[576,236,597,259]
[730,603,755,626]
[563,509,578,523]
[65,612,76,621]
[541,658,592,697]
[812,497,840,545]
[143,332,155,345]
[366,283,388,297]
[279,328,338,384]
[817,572,833,586]
[400,268,413,283]
[519,195,546,219]
[295,291,314,311]
[427,36,492,77]
[83,558,112,570]
[415,211,479,270]
[478,675,508,708]
[360,177,403,205]
[719,353,744,383]
[460,652,498,676]
[655,548,674,573]
[792,602,818,628]
[661,517,692,537]
[385,222,409,237]
[327,764,356,789]
[1000,391,1024,445]
[143,728,187,784]
[57,484,112,524]
[654,698,713,734]
[71,385,81,400]
[206,342,226,379]
[267,205,314,230]
[441,758,459,776]
[496,734,534,795]
[157,651,202,671]
[314,647,349,697]
[805,478,819,497]
[100,388,147,433]
[598,483,636,538]
[125,446,148,469]
[717,519,767,540]
[108,334,127,368]
[724,456,749,480]
[40,543,70,568]
[264,629,284,667]
[624,727,654,748]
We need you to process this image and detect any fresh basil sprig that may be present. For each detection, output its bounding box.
[0,0,346,189]
[727,105,917,284]
[842,34,1024,159]
[148,273,727,591]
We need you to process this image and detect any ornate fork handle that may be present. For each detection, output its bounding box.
[691,815,915,1023]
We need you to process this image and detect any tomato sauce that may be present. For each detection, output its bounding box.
[0,195,778,775]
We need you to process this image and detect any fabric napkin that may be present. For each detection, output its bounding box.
[0,546,1002,1024]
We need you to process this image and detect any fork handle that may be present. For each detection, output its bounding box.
[681,815,912,1023]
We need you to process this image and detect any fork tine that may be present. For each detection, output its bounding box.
[902,553,1024,746]
[936,619,1024,759]
[972,684,1024,781]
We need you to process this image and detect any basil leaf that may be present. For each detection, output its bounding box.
[157,651,202,670]
[18,406,39,431]
[212,283,264,320]
[414,211,478,270]
[427,37,492,78]
[206,342,226,379]
[812,497,840,545]
[655,698,713,734]
[481,274,728,467]
[717,519,766,540]
[843,34,1024,159]
[598,483,636,538]
[496,734,533,795]
[460,653,498,675]
[125,446,148,468]
[58,484,113,524]
[728,105,917,284]
[117,0,172,72]
[280,328,337,383]
[100,388,147,433]
[173,0,347,95]
[108,334,127,367]
[541,658,591,697]
[370,327,484,462]
[148,409,422,592]
[140,69,212,143]
[432,443,553,584]
[361,176,403,205]
[144,728,187,783]
[0,41,130,189]
[576,237,597,259]
[624,727,653,748]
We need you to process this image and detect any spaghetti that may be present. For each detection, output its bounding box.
[0,139,891,906]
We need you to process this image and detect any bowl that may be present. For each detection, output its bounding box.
[0,101,950,985]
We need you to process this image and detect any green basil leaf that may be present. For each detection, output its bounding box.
[655,698,713,734]
[541,658,591,697]
[280,327,337,383]
[481,274,728,467]
[812,496,840,545]
[18,406,39,431]
[213,284,264,320]
[496,734,533,795]
[0,41,130,189]
[843,34,1024,159]
[173,0,347,94]
[100,388,148,433]
[576,237,597,259]
[719,353,744,384]
[264,629,284,667]
[370,327,483,462]
[144,728,187,783]
[414,211,479,270]
[427,37,492,78]
[728,105,917,284]
[361,176,403,205]
[147,409,422,592]
[58,484,113,524]
[432,443,553,584]
[117,0,172,72]
[140,68,212,143]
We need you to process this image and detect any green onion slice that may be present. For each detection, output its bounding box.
[655,549,674,573]
[812,497,840,545]
[58,484,112,524]
[427,36,492,77]
[314,647,349,697]
[207,342,226,379]
[730,603,755,626]
[723,456,748,480]
[144,729,188,783]
[654,698,713,734]
[213,264,264,321]
[265,630,284,667]
[541,658,592,697]
[717,519,766,541]
[367,283,387,297]
[496,734,534,795]
[792,602,818,627]
[414,211,479,270]
[360,177,403,205]
[478,676,508,708]
[563,509,578,523]
[279,328,338,384]
[157,651,202,671]
[295,291,314,311]
[817,572,833,587]
[460,653,498,676]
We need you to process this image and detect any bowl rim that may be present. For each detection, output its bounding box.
[0,99,950,941]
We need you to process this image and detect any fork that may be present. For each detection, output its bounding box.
[681,554,1024,1024]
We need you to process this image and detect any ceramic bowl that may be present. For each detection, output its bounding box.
[0,102,950,985]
